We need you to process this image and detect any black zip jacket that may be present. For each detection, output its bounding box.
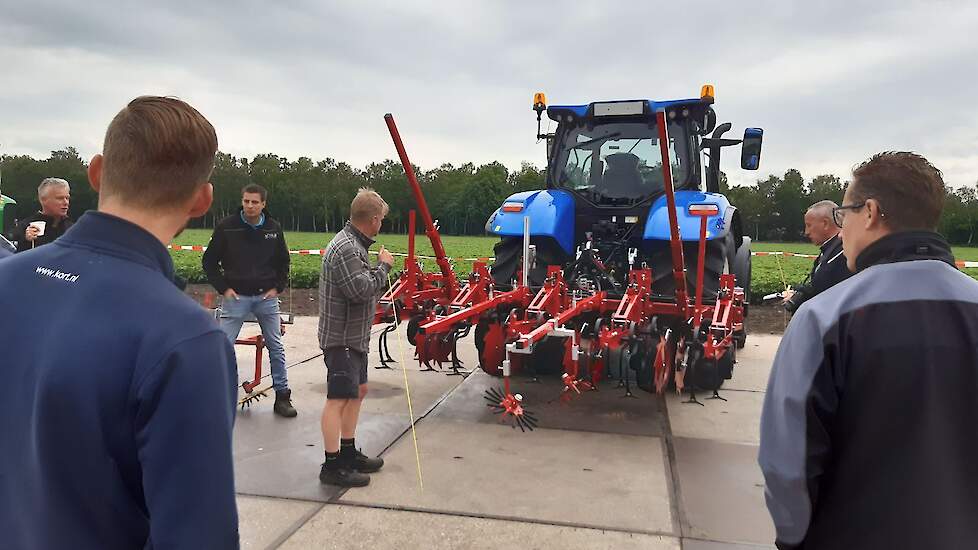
[789,234,851,310]
[760,231,978,549]
[12,212,74,252]
[202,209,290,295]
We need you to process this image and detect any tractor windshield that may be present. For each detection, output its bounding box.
[554,120,689,204]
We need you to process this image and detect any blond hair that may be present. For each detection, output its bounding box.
[100,96,218,210]
[350,187,389,222]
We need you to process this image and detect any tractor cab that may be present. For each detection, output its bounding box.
[545,98,708,206]
[536,87,762,205]
[487,86,762,307]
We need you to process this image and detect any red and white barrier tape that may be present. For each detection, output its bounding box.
[167,244,492,262]
[167,245,978,269]
[750,251,818,259]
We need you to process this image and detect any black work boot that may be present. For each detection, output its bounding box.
[319,462,370,487]
[273,389,297,418]
[342,445,384,473]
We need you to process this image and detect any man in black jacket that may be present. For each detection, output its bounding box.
[781,200,851,312]
[759,151,978,549]
[203,184,296,417]
[12,177,74,252]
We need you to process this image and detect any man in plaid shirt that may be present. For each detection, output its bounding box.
[318,188,394,487]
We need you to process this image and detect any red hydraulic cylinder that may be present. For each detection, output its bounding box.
[384,114,458,296]
[408,210,416,260]
[655,109,689,311]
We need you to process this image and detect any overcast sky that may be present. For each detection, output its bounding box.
[2,0,977,189]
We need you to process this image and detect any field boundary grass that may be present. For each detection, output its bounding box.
[172,230,978,295]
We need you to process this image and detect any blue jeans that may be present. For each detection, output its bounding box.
[220,294,288,392]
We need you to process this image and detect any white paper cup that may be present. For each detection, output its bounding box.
[29,221,46,236]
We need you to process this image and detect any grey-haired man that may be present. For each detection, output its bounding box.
[13,178,73,252]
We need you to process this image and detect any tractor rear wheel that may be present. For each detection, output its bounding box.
[732,236,752,316]
[527,336,568,376]
[646,236,730,299]
[490,237,567,289]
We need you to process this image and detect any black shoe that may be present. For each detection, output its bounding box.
[273,389,297,418]
[350,449,384,473]
[319,463,370,487]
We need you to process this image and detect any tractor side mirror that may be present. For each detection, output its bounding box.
[741,128,763,170]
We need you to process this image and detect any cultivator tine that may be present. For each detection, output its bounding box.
[418,337,439,372]
[376,323,397,370]
[238,387,270,410]
[558,373,595,404]
[620,343,637,399]
[484,387,537,432]
[382,323,397,363]
[609,344,624,389]
[683,391,705,406]
[446,328,472,377]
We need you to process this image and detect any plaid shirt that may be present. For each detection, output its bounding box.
[318,222,391,352]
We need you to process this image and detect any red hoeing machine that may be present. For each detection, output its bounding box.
[376,96,757,429]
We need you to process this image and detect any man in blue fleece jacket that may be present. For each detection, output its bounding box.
[0,96,239,549]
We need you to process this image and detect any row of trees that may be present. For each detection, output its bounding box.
[722,169,978,244]
[3,148,977,244]
[0,148,544,236]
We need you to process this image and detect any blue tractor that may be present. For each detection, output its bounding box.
[479,86,762,378]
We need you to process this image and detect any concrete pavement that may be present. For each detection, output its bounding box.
[229,317,780,549]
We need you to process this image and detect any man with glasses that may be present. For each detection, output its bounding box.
[759,152,978,549]
[781,200,852,312]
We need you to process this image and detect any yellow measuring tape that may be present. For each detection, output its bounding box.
[773,252,791,328]
[774,252,789,292]
[386,274,425,491]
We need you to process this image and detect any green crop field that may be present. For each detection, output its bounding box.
[171,229,500,289]
[172,230,978,299]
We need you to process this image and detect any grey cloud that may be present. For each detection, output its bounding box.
[1,0,976,189]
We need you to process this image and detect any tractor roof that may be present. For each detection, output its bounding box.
[547,98,711,122]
